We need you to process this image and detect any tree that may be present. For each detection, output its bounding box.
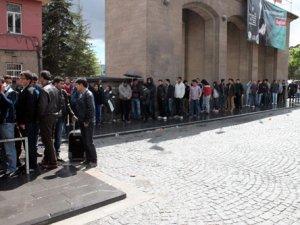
[42,0,100,77]
[289,44,300,79]
[65,5,100,77]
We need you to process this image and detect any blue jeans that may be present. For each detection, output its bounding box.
[190,99,199,116]
[95,104,102,123]
[54,116,65,156]
[0,123,16,173]
[272,93,278,105]
[203,96,211,113]
[131,98,141,119]
[167,98,173,117]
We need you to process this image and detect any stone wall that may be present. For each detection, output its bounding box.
[106,0,297,84]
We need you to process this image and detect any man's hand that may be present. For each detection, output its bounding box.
[84,122,89,128]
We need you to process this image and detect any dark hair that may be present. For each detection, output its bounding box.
[40,70,51,80]
[221,79,225,82]
[165,79,170,83]
[20,70,33,81]
[4,75,12,80]
[201,79,209,85]
[158,79,163,82]
[53,76,64,84]
[75,78,88,88]
[32,73,38,81]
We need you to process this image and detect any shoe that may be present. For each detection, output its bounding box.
[179,116,183,120]
[157,116,162,120]
[86,162,97,169]
[45,164,58,170]
[57,156,64,162]
[80,160,89,165]
[2,170,18,178]
[163,117,167,121]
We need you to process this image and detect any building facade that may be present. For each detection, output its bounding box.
[106,0,298,84]
[0,0,49,76]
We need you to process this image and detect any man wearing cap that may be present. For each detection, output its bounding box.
[38,70,60,169]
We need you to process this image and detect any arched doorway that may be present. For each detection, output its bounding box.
[227,16,250,84]
[182,2,218,82]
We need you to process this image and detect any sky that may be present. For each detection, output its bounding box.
[72,0,300,64]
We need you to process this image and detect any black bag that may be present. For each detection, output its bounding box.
[68,123,85,161]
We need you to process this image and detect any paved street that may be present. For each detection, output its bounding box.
[60,108,300,225]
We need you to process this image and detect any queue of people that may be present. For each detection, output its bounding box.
[0,72,298,178]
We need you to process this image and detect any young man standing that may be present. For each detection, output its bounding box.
[0,77,18,177]
[75,78,97,168]
[38,70,60,169]
[16,71,39,171]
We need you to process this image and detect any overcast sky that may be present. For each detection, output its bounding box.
[73,0,300,64]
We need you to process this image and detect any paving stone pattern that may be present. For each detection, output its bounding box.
[87,109,300,225]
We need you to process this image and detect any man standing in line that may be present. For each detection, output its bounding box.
[174,77,185,120]
[0,77,18,177]
[38,70,60,169]
[75,78,97,168]
[16,71,39,172]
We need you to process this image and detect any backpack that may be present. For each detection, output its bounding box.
[203,85,211,97]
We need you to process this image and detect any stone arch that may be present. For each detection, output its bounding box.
[182,2,219,82]
[227,15,250,84]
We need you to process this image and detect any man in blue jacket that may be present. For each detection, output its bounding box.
[0,77,18,177]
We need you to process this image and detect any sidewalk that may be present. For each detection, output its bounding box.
[0,103,297,225]
[0,163,126,225]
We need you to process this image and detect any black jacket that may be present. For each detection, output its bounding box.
[166,84,174,99]
[16,85,38,124]
[38,83,60,117]
[76,89,95,123]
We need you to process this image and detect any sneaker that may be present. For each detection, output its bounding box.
[2,170,18,178]
[157,116,162,120]
[179,116,183,120]
[86,162,97,169]
[163,117,167,121]
[57,156,64,162]
[80,160,89,165]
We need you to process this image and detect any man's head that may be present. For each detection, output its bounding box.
[75,78,88,93]
[39,70,52,86]
[19,70,33,87]
[31,73,39,87]
[53,76,65,90]
[4,75,12,85]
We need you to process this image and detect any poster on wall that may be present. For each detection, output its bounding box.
[247,0,287,49]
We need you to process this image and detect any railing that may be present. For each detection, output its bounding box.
[0,137,29,175]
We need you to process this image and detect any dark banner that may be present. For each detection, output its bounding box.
[247,0,287,49]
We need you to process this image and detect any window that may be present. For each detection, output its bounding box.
[7,4,22,34]
[6,63,22,76]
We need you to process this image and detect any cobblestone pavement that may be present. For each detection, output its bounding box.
[85,109,300,225]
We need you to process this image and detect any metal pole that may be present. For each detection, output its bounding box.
[24,137,29,175]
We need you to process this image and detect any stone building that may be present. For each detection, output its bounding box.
[0,0,49,76]
[106,0,298,84]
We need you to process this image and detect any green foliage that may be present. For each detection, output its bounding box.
[289,45,300,79]
[42,0,100,77]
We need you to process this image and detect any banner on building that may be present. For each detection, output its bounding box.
[247,0,287,49]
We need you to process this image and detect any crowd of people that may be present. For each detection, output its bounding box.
[0,71,299,178]
[0,71,97,178]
